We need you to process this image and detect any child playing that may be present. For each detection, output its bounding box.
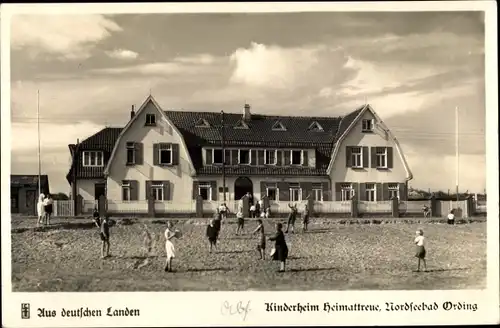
[269,223,289,272]
[422,205,430,218]
[164,221,177,272]
[206,219,218,253]
[302,204,310,232]
[285,203,298,233]
[250,203,256,218]
[447,210,455,225]
[96,216,111,259]
[236,208,245,235]
[43,194,53,225]
[414,229,427,272]
[37,193,45,226]
[213,209,222,238]
[252,219,266,260]
[92,207,100,225]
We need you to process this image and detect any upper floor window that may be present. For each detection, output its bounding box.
[213,149,223,165]
[290,150,302,165]
[308,121,324,132]
[195,118,210,128]
[238,149,251,165]
[159,144,172,165]
[376,147,387,168]
[362,119,374,132]
[82,151,104,167]
[272,121,287,131]
[145,113,156,126]
[126,142,135,165]
[351,147,362,168]
[265,150,277,165]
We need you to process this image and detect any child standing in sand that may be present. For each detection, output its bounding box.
[252,219,266,260]
[206,219,218,253]
[96,216,111,259]
[164,221,177,272]
[37,193,45,225]
[236,208,245,235]
[414,229,427,272]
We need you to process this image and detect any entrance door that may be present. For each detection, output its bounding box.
[26,190,36,216]
[234,177,253,201]
[94,183,106,200]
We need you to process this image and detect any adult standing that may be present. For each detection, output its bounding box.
[43,194,54,225]
[269,223,288,272]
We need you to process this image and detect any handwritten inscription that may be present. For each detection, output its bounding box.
[221,301,251,321]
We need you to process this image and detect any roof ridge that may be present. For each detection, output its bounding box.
[164,109,344,120]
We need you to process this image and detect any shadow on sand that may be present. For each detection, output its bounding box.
[289,267,339,273]
[217,250,253,254]
[186,267,232,273]
[414,267,470,273]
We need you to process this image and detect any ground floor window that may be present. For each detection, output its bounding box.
[312,183,323,201]
[199,182,212,201]
[122,181,131,201]
[388,183,399,200]
[340,183,354,201]
[365,183,376,202]
[266,183,278,201]
[152,182,164,201]
[289,183,302,202]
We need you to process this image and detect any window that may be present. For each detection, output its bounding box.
[362,119,374,132]
[351,147,362,168]
[340,183,354,201]
[159,145,172,165]
[376,147,387,168]
[234,120,249,129]
[365,183,376,202]
[265,150,277,165]
[308,121,324,132]
[312,183,323,202]
[126,142,135,165]
[213,149,223,165]
[198,182,212,201]
[266,183,278,201]
[145,113,156,126]
[388,183,399,200]
[82,151,104,167]
[289,183,302,202]
[122,181,131,201]
[195,118,210,128]
[238,149,251,164]
[151,182,164,201]
[290,150,302,165]
[272,121,287,131]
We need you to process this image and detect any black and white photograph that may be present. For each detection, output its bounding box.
[1,2,498,327]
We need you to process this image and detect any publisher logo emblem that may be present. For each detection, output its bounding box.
[21,303,30,319]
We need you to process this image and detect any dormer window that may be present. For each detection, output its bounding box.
[82,151,104,167]
[145,113,156,126]
[308,121,324,132]
[362,119,374,132]
[272,121,287,131]
[195,118,211,128]
[234,120,249,129]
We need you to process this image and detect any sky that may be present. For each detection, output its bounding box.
[8,11,486,194]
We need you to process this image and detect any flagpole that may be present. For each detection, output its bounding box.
[455,106,459,202]
[221,111,226,202]
[37,90,42,197]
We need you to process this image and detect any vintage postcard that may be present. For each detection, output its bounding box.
[1,1,498,327]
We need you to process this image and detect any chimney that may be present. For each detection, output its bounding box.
[243,103,251,121]
[130,105,135,120]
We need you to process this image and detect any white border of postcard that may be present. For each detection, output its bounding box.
[1,2,498,327]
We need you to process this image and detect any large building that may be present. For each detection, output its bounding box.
[11,175,50,215]
[66,96,413,208]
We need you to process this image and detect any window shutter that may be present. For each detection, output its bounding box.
[300,182,312,200]
[376,183,382,201]
[205,149,213,165]
[163,181,170,201]
[362,147,369,168]
[231,150,238,165]
[250,150,257,165]
[399,183,407,201]
[211,181,217,201]
[345,147,352,167]
[130,180,139,200]
[258,150,265,165]
[303,150,309,166]
[322,181,330,201]
[134,143,144,165]
[171,144,179,165]
[371,147,377,168]
[192,181,199,199]
[351,182,359,200]
[387,147,394,169]
[359,183,366,201]
[224,149,231,165]
[260,182,266,197]
[145,181,152,201]
[276,150,283,166]
[335,182,342,201]
[382,183,390,200]
[153,144,159,166]
[278,182,289,202]
[284,150,291,165]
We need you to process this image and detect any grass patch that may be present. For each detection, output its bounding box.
[11,218,486,291]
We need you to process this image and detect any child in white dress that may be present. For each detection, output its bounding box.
[164,221,176,272]
[414,229,427,272]
[37,193,45,225]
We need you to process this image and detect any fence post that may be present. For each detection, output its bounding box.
[307,195,314,217]
[147,191,155,217]
[196,195,204,217]
[351,195,358,218]
[391,197,399,218]
[430,195,437,218]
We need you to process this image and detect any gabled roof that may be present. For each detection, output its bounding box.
[11,175,50,195]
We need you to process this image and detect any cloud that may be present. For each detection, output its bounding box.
[105,49,139,60]
[11,14,122,60]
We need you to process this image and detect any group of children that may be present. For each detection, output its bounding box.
[36,193,54,226]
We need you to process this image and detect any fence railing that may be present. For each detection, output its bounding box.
[51,199,488,218]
